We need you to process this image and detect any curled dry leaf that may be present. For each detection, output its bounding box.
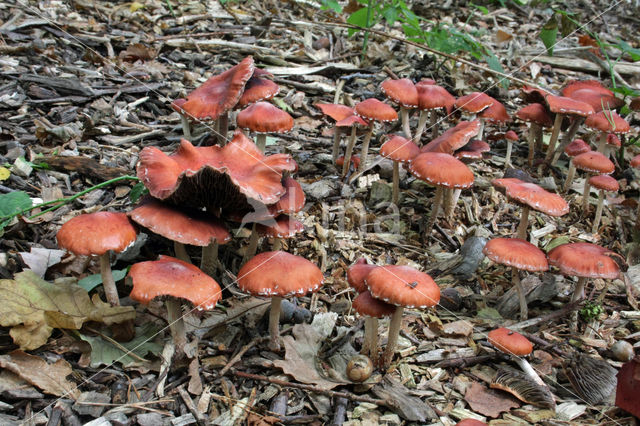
[464,381,520,418]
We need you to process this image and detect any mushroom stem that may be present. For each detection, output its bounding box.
[425,186,444,236]
[358,125,374,174]
[596,132,607,153]
[505,140,513,169]
[512,268,528,320]
[99,252,120,307]
[430,109,439,139]
[400,107,412,139]
[180,115,191,140]
[201,241,219,276]
[165,298,188,354]
[272,238,282,251]
[269,296,283,351]
[244,224,260,263]
[444,188,462,220]
[392,161,400,205]
[527,123,538,167]
[514,357,545,386]
[381,306,404,368]
[551,118,583,166]
[563,160,577,193]
[413,110,429,144]
[582,173,593,212]
[362,316,379,360]
[544,113,564,163]
[331,127,343,163]
[218,113,229,145]
[534,124,544,153]
[592,189,606,234]
[516,205,531,240]
[342,127,358,178]
[476,118,485,141]
[572,277,588,302]
[174,242,191,263]
[256,134,267,152]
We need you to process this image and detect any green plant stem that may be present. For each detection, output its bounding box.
[361,0,374,60]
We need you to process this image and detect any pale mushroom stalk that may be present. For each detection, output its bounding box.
[572,277,588,302]
[550,118,583,165]
[217,113,229,145]
[256,134,268,152]
[413,110,430,144]
[592,189,606,233]
[399,107,412,139]
[174,242,190,263]
[425,186,444,234]
[180,115,191,140]
[429,110,439,139]
[342,127,358,178]
[475,116,484,140]
[272,238,283,251]
[562,161,578,192]
[100,253,121,307]
[201,241,219,276]
[516,205,530,240]
[513,356,545,386]
[582,173,593,212]
[544,114,564,162]
[331,128,344,163]
[244,224,260,263]
[362,317,379,360]
[269,296,284,351]
[381,306,404,368]
[596,132,608,153]
[505,139,514,168]
[512,269,528,320]
[526,123,539,167]
[358,124,375,173]
[165,298,188,352]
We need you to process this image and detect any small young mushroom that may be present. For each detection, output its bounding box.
[236,101,294,152]
[584,110,630,154]
[487,327,545,386]
[315,103,356,162]
[380,78,418,139]
[571,151,615,212]
[503,130,519,169]
[353,98,398,174]
[414,81,456,142]
[364,265,440,368]
[237,251,324,351]
[235,71,280,110]
[515,103,554,167]
[588,174,619,234]
[543,95,594,164]
[561,139,591,192]
[336,115,369,178]
[379,135,420,204]
[352,290,395,362]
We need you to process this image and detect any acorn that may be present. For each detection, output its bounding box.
[346,354,373,382]
[611,340,634,362]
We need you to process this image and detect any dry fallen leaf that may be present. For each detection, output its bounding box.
[464,381,519,418]
[0,350,80,399]
[19,247,66,277]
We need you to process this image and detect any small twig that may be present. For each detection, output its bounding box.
[178,386,207,425]
[435,353,497,369]
[508,299,582,331]
[219,336,267,376]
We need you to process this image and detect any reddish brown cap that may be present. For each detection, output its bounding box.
[631,154,640,168]
[488,327,533,356]
[504,130,518,141]
[584,111,630,134]
[607,133,621,148]
[421,120,481,154]
[129,255,221,310]
[561,80,623,112]
[455,92,494,114]
[236,76,279,109]
[129,199,230,246]
[588,174,619,192]
[410,153,474,189]
[380,135,420,163]
[565,139,591,157]
[336,155,361,170]
[492,178,569,217]
[515,103,553,128]
[355,98,398,123]
[547,242,621,279]
[572,151,615,174]
[315,103,355,122]
[335,115,369,127]
[236,102,294,134]
[479,100,511,123]
[352,290,396,318]
[521,85,554,104]
[271,177,305,215]
[179,56,254,121]
[57,212,137,256]
[483,238,548,272]
[238,251,324,297]
[171,98,187,113]
[416,83,456,112]
[365,265,440,309]
[256,215,304,238]
[464,139,491,153]
[545,95,594,116]
[455,150,484,162]
[381,78,418,108]
[347,258,377,293]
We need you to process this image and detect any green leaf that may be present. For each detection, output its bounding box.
[476,307,503,321]
[78,269,128,292]
[614,39,640,62]
[79,323,163,368]
[129,181,148,203]
[484,52,509,89]
[611,86,640,97]
[539,16,558,56]
[544,235,570,252]
[273,98,292,112]
[0,191,32,218]
[319,0,342,13]
[381,4,399,26]
[347,7,371,32]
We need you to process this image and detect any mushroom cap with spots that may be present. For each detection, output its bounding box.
[236,101,294,134]
[416,82,456,112]
[380,135,420,163]
[354,98,398,123]
[589,174,619,192]
[128,255,222,310]
[561,80,624,112]
[483,238,549,272]
[347,258,377,293]
[547,242,621,279]
[488,327,533,356]
[565,139,591,157]
[410,152,474,189]
[365,265,440,309]
[479,100,511,123]
[57,211,137,256]
[381,78,419,108]
[455,92,494,114]
[492,178,569,217]
[572,151,615,174]
[515,103,554,128]
[352,290,396,318]
[545,95,594,117]
[421,120,481,154]
[238,251,324,297]
[584,111,630,134]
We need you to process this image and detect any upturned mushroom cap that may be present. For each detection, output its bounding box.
[315,103,355,122]
[455,92,494,114]
[421,120,481,154]
[410,153,474,189]
[545,95,594,116]
[483,238,548,272]
[352,290,396,318]
[589,174,619,192]
[236,102,294,134]
[565,139,591,157]
[380,135,420,163]
[128,199,231,246]
[416,82,456,112]
[455,139,490,162]
[354,98,398,123]
[547,242,621,279]
[479,100,511,123]
[572,151,615,174]
[515,103,554,128]
[584,111,630,134]
[128,255,222,310]
[492,178,569,217]
[238,251,324,297]
[256,215,304,238]
[178,56,254,121]
[57,212,137,256]
[488,327,533,356]
[381,78,418,108]
[347,258,377,293]
[365,265,440,309]
[236,76,279,109]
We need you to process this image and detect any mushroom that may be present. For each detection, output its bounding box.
[414,81,456,142]
[409,152,474,235]
[128,255,222,354]
[346,258,380,358]
[478,99,511,137]
[543,95,594,164]
[336,154,360,176]
[547,242,621,303]
[492,178,569,240]
[571,151,615,212]
[584,110,630,155]
[487,327,545,386]
[353,98,398,174]
[588,174,619,234]
[235,70,280,110]
[379,135,420,204]
[255,215,304,251]
[236,101,294,152]
[336,115,369,178]
[616,355,640,418]
[57,211,137,309]
[380,78,418,139]
[237,251,324,351]
[483,238,548,320]
[128,198,231,276]
[490,368,555,409]
[315,103,356,162]
[561,139,591,193]
[420,120,481,154]
[631,155,640,229]
[454,139,490,163]
[364,265,440,368]
[561,80,624,112]
[454,92,495,139]
[352,290,395,362]
[502,130,518,169]
[515,103,553,167]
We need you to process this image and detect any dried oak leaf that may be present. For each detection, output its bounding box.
[464,381,519,418]
[0,350,80,399]
[0,271,135,350]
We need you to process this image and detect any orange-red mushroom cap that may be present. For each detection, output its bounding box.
[352,290,396,318]
[236,76,279,109]
[365,265,440,309]
[479,100,511,123]
[316,103,355,122]
[572,151,615,174]
[416,83,456,112]
[515,103,553,128]
[488,327,533,356]
[565,139,591,157]
[381,78,418,108]
[589,174,619,192]
[585,111,630,134]
[410,153,474,189]
[256,215,304,238]
[455,92,494,114]
[483,238,548,272]
[57,212,137,256]
[545,95,594,116]
[236,102,294,134]
[380,135,420,163]
[421,120,481,154]
[347,258,377,293]
[492,178,569,217]
[547,242,621,279]
[354,98,398,123]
